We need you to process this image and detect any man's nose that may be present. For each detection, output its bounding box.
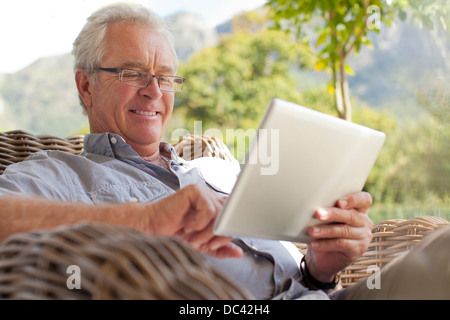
[139,76,163,100]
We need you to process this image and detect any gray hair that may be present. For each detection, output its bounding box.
[72,3,177,112]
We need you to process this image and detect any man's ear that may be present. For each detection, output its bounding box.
[75,69,93,109]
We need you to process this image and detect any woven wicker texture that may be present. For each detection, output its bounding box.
[173,134,236,162]
[340,215,449,287]
[0,223,253,300]
[0,130,84,174]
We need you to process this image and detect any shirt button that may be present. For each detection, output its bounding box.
[129,197,138,203]
[110,137,118,144]
[139,163,146,168]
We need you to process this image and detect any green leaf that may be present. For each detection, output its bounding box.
[316,32,328,47]
[328,85,335,95]
[345,64,354,75]
[314,60,328,71]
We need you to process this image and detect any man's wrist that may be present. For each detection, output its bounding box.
[300,256,340,291]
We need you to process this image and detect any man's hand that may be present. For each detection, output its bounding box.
[306,191,374,284]
[145,184,243,259]
[0,184,241,259]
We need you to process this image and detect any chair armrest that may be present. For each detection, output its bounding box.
[0,223,253,299]
[339,215,449,287]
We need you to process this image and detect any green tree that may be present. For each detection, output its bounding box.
[382,117,447,203]
[266,0,449,121]
[371,86,450,205]
[173,27,315,126]
[172,27,316,160]
[416,81,450,199]
[352,105,397,202]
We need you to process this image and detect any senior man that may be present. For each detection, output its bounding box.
[0,3,448,300]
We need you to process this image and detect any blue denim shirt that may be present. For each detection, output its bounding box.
[0,133,238,203]
[0,132,328,300]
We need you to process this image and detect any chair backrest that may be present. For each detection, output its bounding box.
[173,134,237,162]
[0,130,84,175]
[0,130,236,174]
[340,215,450,287]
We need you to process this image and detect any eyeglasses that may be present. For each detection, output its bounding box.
[96,68,185,92]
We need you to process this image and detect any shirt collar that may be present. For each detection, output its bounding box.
[83,133,181,162]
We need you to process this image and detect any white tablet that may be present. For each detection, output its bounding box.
[213,98,386,243]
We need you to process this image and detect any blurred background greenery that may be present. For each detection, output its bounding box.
[0,1,448,222]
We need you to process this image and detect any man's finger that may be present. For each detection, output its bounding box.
[309,223,371,240]
[204,241,244,259]
[337,192,373,212]
[315,207,372,228]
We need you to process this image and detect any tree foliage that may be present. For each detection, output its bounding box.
[172,7,449,210]
[174,26,316,133]
[266,0,449,121]
[171,25,319,160]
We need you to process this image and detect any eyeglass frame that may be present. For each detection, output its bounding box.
[95,67,185,92]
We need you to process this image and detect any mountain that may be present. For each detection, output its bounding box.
[347,20,450,117]
[0,53,85,136]
[167,12,220,61]
[0,11,448,136]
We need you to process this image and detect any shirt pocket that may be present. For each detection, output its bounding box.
[89,180,169,205]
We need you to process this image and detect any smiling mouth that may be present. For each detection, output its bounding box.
[130,110,159,116]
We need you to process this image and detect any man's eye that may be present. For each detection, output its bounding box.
[123,72,142,79]
[159,76,173,84]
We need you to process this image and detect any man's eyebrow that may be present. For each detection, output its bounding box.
[120,61,177,75]
[120,61,147,69]
[158,65,177,75]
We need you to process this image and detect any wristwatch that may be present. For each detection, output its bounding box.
[300,256,340,290]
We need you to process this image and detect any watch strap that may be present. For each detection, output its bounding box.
[300,256,339,290]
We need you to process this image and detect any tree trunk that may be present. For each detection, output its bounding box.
[331,64,344,118]
[339,59,352,121]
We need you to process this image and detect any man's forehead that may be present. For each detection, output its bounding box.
[104,25,178,73]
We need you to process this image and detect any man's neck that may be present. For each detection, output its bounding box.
[128,140,162,160]
[141,152,160,163]
[137,143,173,172]
[143,152,172,172]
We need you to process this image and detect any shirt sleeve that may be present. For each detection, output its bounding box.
[0,151,78,202]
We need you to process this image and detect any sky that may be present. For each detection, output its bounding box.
[0,0,267,74]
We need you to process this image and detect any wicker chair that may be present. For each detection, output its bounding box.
[0,130,448,297]
[0,130,84,174]
[0,222,252,299]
